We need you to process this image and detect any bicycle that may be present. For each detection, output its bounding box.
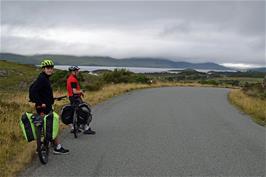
[32,96,66,164]
[70,98,92,139]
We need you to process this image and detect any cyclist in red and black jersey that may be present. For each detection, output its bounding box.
[66,66,96,135]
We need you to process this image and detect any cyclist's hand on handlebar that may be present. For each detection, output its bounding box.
[40,112,45,117]
[41,104,46,108]
[36,104,46,117]
[36,104,46,109]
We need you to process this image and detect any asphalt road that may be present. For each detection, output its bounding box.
[20,87,265,177]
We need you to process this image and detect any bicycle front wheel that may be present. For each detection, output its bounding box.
[73,111,78,139]
[36,126,49,164]
[73,122,78,139]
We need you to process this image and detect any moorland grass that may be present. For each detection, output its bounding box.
[228,89,266,126]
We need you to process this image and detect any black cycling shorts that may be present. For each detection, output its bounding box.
[69,95,83,105]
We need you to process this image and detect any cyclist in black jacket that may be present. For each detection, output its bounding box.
[31,59,69,154]
[31,69,54,114]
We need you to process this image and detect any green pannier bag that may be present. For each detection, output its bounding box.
[20,112,36,142]
[43,112,59,141]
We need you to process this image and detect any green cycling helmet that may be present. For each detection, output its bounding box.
[41,59,54,68]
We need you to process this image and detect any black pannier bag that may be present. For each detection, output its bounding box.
[60,104,74,125]
[77,103,92,124]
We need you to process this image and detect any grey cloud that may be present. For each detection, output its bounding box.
[1,1,265,66]
[2,1,264,32]
[159,21,192,37]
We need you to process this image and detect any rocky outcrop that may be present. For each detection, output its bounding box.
[0,69,8,77]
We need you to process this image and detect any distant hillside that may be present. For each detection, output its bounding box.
[0,60,40,90]
[248,67,266,73]
[0,53,229,70]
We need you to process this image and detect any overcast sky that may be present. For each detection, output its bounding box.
[1,1,265,68]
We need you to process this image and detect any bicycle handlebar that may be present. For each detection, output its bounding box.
[54,96,67,101]
[29,96,67,103]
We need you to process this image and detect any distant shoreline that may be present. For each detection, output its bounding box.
[53,65,237,73]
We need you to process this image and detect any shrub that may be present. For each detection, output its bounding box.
[83,80,104,91]
[131,74,150,84]
[220,80,240,86]
[102,69,132,84]
[102,69,151,84]
[50,70,68,89]
[242,82,266,99]
[199,80,219,85]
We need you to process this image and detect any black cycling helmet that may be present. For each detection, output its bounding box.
[68,66,80,71]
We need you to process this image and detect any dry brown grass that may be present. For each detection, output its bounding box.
[228,89,266,126]
[0,92,35,177]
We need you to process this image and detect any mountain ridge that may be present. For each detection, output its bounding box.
[0,53,230,70]
[248,67,266,73]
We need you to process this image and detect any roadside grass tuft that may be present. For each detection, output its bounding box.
[228,89,266,126]
[0,92,35,177]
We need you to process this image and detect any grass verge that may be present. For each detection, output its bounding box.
[228,89,266,126]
